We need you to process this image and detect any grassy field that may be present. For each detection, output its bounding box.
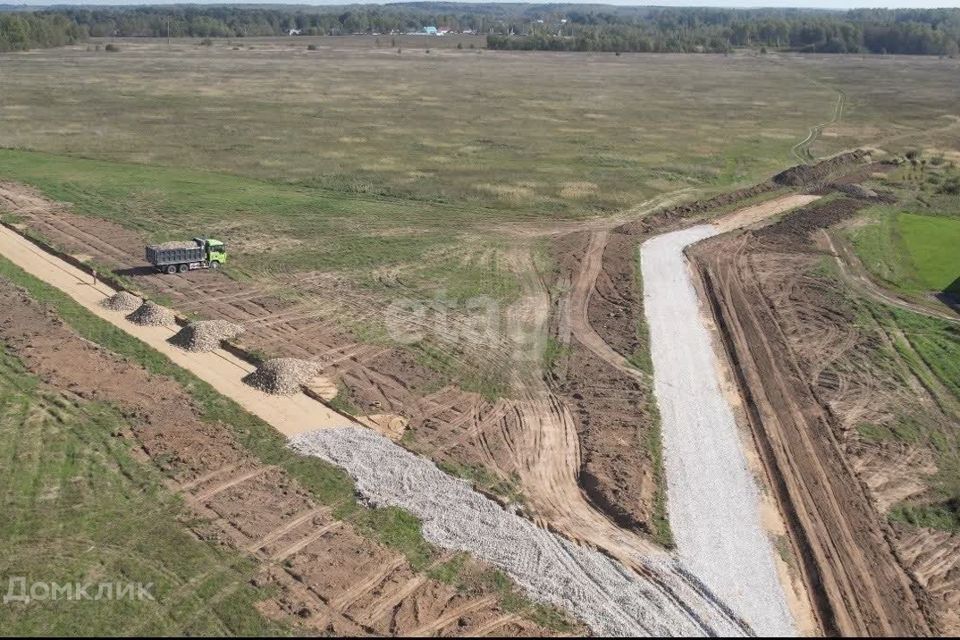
[1,40,958,371]
[0,38,846,216]
[851,159,960,297]
[0,350,287,636]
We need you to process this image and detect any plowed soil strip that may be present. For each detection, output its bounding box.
[0,224,351,436]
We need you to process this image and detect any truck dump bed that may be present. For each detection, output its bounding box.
[146,240,204,266]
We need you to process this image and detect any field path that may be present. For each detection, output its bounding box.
[792,91,846,164]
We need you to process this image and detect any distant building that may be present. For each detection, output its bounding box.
[288,29,302,36]
[424,26,438,35]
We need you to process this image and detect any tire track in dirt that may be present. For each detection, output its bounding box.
[0,279,558,637]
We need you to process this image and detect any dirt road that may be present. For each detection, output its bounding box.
[823,230,960,324]
[0,278,554,637]
[0,223,352,436]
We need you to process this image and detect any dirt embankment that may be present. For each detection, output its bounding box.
[0,279,557,637]
[687,197,938,636]
[772,150,869,187]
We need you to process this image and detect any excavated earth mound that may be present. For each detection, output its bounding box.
[126,300,176,327]
[170,319,244,352]
[243,357,321,395]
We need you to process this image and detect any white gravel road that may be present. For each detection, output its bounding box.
[640,225,795,637]
[291,427,750,637]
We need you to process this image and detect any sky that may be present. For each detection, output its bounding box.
[9,0,960,8]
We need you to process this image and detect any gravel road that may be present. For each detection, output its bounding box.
[640,225,795,637]
[291,427,750,637]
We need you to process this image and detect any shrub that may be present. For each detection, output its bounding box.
[307,44,317,51]
[104,43,119,52]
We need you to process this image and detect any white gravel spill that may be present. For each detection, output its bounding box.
[640,225,795,637]
[290,427,750,637]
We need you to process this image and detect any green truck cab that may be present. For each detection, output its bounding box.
[145,237,228,274]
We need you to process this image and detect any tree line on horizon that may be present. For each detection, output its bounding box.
[0,4,958,57]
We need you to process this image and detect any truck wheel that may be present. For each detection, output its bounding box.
[209,260,221,270]
[178,263,189,273]
[166,265,177,275]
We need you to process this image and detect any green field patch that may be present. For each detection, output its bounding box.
[898,213,960,293]
[852,210,960,293]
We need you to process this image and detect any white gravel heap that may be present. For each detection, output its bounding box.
[290,427,751,638]
[126,300,176,327]
[244,357,320,395]
[153,240,198,250]
[100,291,142,312]
[170,320,244,352]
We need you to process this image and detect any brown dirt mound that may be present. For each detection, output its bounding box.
[244,358,321,395]
[170,319,245,352]
[126,300,176,327]
[772,150,868,187]
[100,290,142,312]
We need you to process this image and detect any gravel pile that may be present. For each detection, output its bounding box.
[126,300,176,327]
[100,291,142,312]
[290,427,752,638]
[243,358,320,395]
[170,320,244,352]
[152,240,198,250]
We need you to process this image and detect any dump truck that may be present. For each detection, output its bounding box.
[146,238,227,274]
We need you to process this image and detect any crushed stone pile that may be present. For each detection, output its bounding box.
[100,291,142,312]
[126,300,176,327]
[289,427,751,637]
[153,240,198,250]
[170,320,244,352]
[243,358,321,395]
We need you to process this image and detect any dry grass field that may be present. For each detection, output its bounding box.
[1,35,959,412]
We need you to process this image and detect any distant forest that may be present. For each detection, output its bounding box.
[1,3,959,56]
